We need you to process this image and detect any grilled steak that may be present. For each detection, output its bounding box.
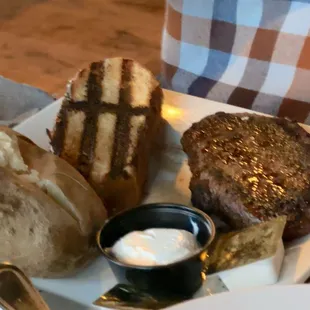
[49,58,163,216]
[181,112,310,241]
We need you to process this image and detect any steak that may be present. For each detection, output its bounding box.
[181,112,310,241]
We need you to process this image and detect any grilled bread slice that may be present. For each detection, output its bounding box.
[181,112,310,241]
[49,58,163,216]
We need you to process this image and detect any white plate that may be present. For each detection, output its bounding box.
[166,285,310,310]
[14,90,310,307]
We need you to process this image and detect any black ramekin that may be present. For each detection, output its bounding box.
[97,203,215,298]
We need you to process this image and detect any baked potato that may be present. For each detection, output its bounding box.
[0,126,107,278]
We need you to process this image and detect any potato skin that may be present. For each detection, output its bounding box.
[0,127,107,278]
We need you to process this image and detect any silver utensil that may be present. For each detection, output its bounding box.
[0,262,49,310]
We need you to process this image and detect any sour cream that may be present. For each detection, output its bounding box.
[110,228,200,266]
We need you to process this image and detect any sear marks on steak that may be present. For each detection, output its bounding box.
[181,112,310,241]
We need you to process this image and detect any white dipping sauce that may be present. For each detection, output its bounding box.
[111,228,200,266]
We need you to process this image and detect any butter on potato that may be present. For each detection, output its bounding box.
[0,132,80,223]
[0,132,28,172]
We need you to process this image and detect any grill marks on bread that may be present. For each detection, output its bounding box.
[79,61,104,178]
[50,58,161,195]
[110,59,134,178]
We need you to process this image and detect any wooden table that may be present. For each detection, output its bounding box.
[0,0,164,97]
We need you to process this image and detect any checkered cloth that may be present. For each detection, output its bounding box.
[161,0,310,124]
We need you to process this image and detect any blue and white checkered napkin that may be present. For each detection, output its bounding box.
[162,0,310,124]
